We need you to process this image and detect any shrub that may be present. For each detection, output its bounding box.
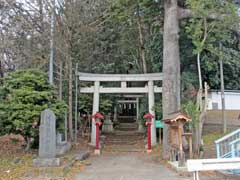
[0,69,67,149]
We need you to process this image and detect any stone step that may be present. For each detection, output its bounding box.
[117,118,136,123]
[113,132,143,136]
[116,127,138,130]
[115,128,138,132]
[118,122,138,125]
[105,137,145,145]
[105,138,144,144]
[105,135,144,139]
[105,130,144,135]
[117,123,138,127]
[105,137,145,142]
[104,141,139,145]
[105,137,144,142]
[102,126,146,152]
[103,145,145,153]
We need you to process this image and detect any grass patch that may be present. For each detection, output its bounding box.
[0,152,87,180]
[203,133,224,145]
[0,135,90,179]
[0,153,32,180]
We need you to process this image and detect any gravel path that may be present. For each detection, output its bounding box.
[75,153,193,180]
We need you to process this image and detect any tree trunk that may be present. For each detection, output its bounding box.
[193,53,203,153]
[162,0,181,159]
[37,0,43,30]
[137,2,147,73]
[68,57,73,141]
[0,59,4,84]
[59,61,63,100]
[194,82,208,155]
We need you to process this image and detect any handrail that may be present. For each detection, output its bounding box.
[215,128,240,158]
[215,129,240,144]
[229,138,240,146]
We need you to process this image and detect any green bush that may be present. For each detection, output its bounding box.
[0,69,67,149]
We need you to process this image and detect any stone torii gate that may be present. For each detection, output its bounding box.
[78,72,162,147]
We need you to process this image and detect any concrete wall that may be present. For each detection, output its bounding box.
[203,110,240,134]
[208,91,240,110]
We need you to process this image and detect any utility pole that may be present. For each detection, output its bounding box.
[49,0,56,85]
[219,44,227,133]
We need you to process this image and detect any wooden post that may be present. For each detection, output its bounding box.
[183,133,193,159]
[170,127,174,145]
[178,125,184,166]
[189,135,193,159]
[159,128,162,144]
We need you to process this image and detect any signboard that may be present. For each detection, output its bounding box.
[155,120,164,128]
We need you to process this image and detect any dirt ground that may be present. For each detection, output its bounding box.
[0,133,239,180]
[0,134,90,180]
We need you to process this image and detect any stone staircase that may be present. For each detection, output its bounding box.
[103,122,145,153]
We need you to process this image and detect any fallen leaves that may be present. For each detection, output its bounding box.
[0,135,90,180]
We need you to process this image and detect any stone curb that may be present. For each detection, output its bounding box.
[63,151,90,175]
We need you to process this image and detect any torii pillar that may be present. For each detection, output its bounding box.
[91,81,100,145]
[148,80,157,146]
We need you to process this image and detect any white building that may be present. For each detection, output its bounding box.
[208,90,240,110]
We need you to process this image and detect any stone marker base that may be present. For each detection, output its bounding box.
[147,149,152,153]
[88,142,103,149]
[56,142,71,156]
[88,142,96,147]
[33,158,61,167]
[94,149,101,155]
[74,151,90,161]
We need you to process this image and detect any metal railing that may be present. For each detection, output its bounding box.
[230,138,240,158]
[215,129,240,158]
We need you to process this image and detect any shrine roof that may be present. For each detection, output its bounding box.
[162,111,191,123]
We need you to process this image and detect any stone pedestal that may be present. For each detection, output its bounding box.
[138,122,145,132]
[147,149,152,153]
[94,149,101,155]
[33,158,60,167]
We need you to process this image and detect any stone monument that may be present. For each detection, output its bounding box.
[33,109,60,167]
[102,114,113,133]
